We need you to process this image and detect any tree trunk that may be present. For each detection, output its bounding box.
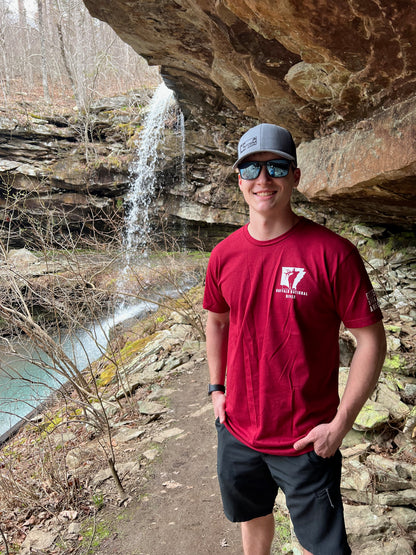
[36,0,51,103]
[107,457,126,497]
[0,3,10,98]
[17,0,33,85]
[56,18,78,104]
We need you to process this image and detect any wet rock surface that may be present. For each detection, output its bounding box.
[0,91,155,249]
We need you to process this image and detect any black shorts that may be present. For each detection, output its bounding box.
[216,420,351,555]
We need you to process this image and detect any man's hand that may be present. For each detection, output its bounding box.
[211,391,226,424]
[293,422,344,458]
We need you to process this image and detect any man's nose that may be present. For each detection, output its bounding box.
[257,164,272,182]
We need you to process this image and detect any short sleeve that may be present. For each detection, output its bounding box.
[333,247,383,328]
[203,252,230,313]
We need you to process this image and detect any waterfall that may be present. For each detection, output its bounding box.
[178,110,186,190]
[0,84,188,443]
[124,82,175,260]
[177,110,188,248]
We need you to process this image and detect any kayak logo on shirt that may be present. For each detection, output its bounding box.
[276,267,308,299]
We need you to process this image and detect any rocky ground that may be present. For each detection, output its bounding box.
[3,304,415,555]
[0,218,415,554]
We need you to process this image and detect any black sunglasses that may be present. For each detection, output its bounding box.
[238,159,293,180]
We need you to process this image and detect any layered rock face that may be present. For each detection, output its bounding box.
[82,0,416,226]
[0,94,148,248]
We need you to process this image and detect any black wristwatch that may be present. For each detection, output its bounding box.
[208,384,225,396]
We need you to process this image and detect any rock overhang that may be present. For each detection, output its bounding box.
[82,0,416,226]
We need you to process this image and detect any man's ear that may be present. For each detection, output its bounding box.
[238,173,243,190]
[293,167,301,188]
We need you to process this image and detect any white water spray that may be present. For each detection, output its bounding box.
[125,82,175,259]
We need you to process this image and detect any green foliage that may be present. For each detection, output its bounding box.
[80,520,111,553]
[383,354,406,373]
[186,250,211,260]
[92,491,105,510]
[272,509,293,554]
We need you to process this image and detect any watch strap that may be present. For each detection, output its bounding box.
[208,384,225,396]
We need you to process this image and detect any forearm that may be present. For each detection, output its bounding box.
[206,311,229,422]
[332,320,387,436]
[206,311,229,385]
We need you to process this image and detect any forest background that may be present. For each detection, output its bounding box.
[1,0,161,117]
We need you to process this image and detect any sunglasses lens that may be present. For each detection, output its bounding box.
[267,160,290,178]
[239,162,261,180]
[238,160,292,179]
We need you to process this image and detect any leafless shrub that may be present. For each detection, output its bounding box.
[0,206,208,553]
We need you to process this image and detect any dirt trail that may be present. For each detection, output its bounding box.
[93,359,242,555]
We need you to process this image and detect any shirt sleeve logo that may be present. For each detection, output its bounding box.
[366,289,380,312]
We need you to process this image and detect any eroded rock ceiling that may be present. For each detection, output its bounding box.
[83,0,416,226]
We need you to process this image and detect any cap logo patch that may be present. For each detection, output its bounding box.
[240,137,257,154]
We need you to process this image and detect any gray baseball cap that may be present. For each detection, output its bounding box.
[233,123,297,169]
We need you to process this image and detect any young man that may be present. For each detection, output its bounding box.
[203,123,386,555]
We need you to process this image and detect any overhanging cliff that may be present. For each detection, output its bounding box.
[82,1,416,226]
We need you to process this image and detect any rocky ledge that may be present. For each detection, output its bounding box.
[0,91,155,249]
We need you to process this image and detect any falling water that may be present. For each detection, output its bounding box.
[124,82,175,260]
[178,110,186,190]
[177,110,188,247]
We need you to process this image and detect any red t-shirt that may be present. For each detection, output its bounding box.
[203,218,383,455]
